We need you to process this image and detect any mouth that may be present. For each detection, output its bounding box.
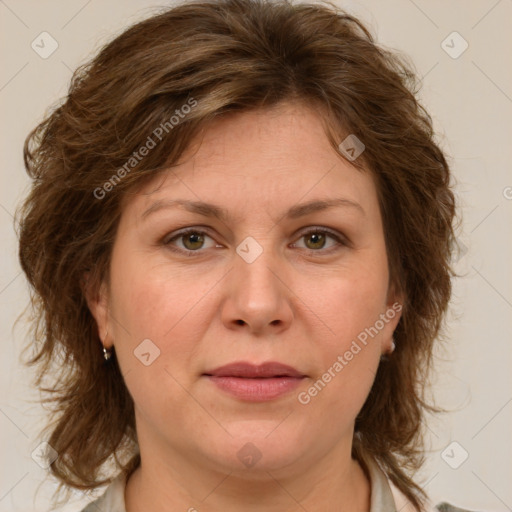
[203,361,306,379]
[202,361,307,402]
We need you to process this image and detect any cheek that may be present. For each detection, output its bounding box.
[299,291,384,429]
[107,261,209,417]
[302,257,389,408]
[109,253,212,342]
[318,260,390,348]
[107,248,228,404]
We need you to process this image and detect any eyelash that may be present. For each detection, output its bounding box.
[161,226,348,257]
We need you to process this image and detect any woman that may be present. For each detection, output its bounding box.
[17,0,470,510]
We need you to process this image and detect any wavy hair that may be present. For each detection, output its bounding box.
[17,0,457,509]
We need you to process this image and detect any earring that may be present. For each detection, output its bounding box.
[381,337,396,361]
[103,346,112,360]
[102,328,112,360]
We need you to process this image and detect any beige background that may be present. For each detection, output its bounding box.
[1,0,511,510]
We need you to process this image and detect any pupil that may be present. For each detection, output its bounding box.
[185,233,203,249]
[308,233,324,249]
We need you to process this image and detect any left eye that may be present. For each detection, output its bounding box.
[291,229,344,252]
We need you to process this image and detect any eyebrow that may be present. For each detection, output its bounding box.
[141,197,365,222]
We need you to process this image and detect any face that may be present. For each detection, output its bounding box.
[87,101,402,481]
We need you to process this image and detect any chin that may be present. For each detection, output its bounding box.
[200,422,310,474]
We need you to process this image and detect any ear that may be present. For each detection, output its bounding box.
[81,271,112,348]
[382,280,404,354]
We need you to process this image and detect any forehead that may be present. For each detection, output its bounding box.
[124,102,379,222]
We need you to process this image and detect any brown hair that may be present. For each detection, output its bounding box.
[17,0,457,509]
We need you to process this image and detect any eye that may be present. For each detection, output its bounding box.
[291,228,346,253]
[161,226,348,256]
[162,228,218,254]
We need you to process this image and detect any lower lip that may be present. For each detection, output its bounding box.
[205,376,305,401]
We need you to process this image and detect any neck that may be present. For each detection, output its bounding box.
[125,430,371,512]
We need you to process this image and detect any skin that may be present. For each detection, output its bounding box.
[86,101,402,512]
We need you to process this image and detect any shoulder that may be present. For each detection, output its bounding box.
[434,504,485,512]
[79,473,127,512]
[388,478,483,512]
[363,454,480,512]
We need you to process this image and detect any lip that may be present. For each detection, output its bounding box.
[204,361,306,378]
[203,361,307,402]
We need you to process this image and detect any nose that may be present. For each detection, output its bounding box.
[220,247,294,335]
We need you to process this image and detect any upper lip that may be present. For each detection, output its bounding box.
[203,361,306,378]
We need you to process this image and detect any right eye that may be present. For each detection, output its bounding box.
[163,228,220,255]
